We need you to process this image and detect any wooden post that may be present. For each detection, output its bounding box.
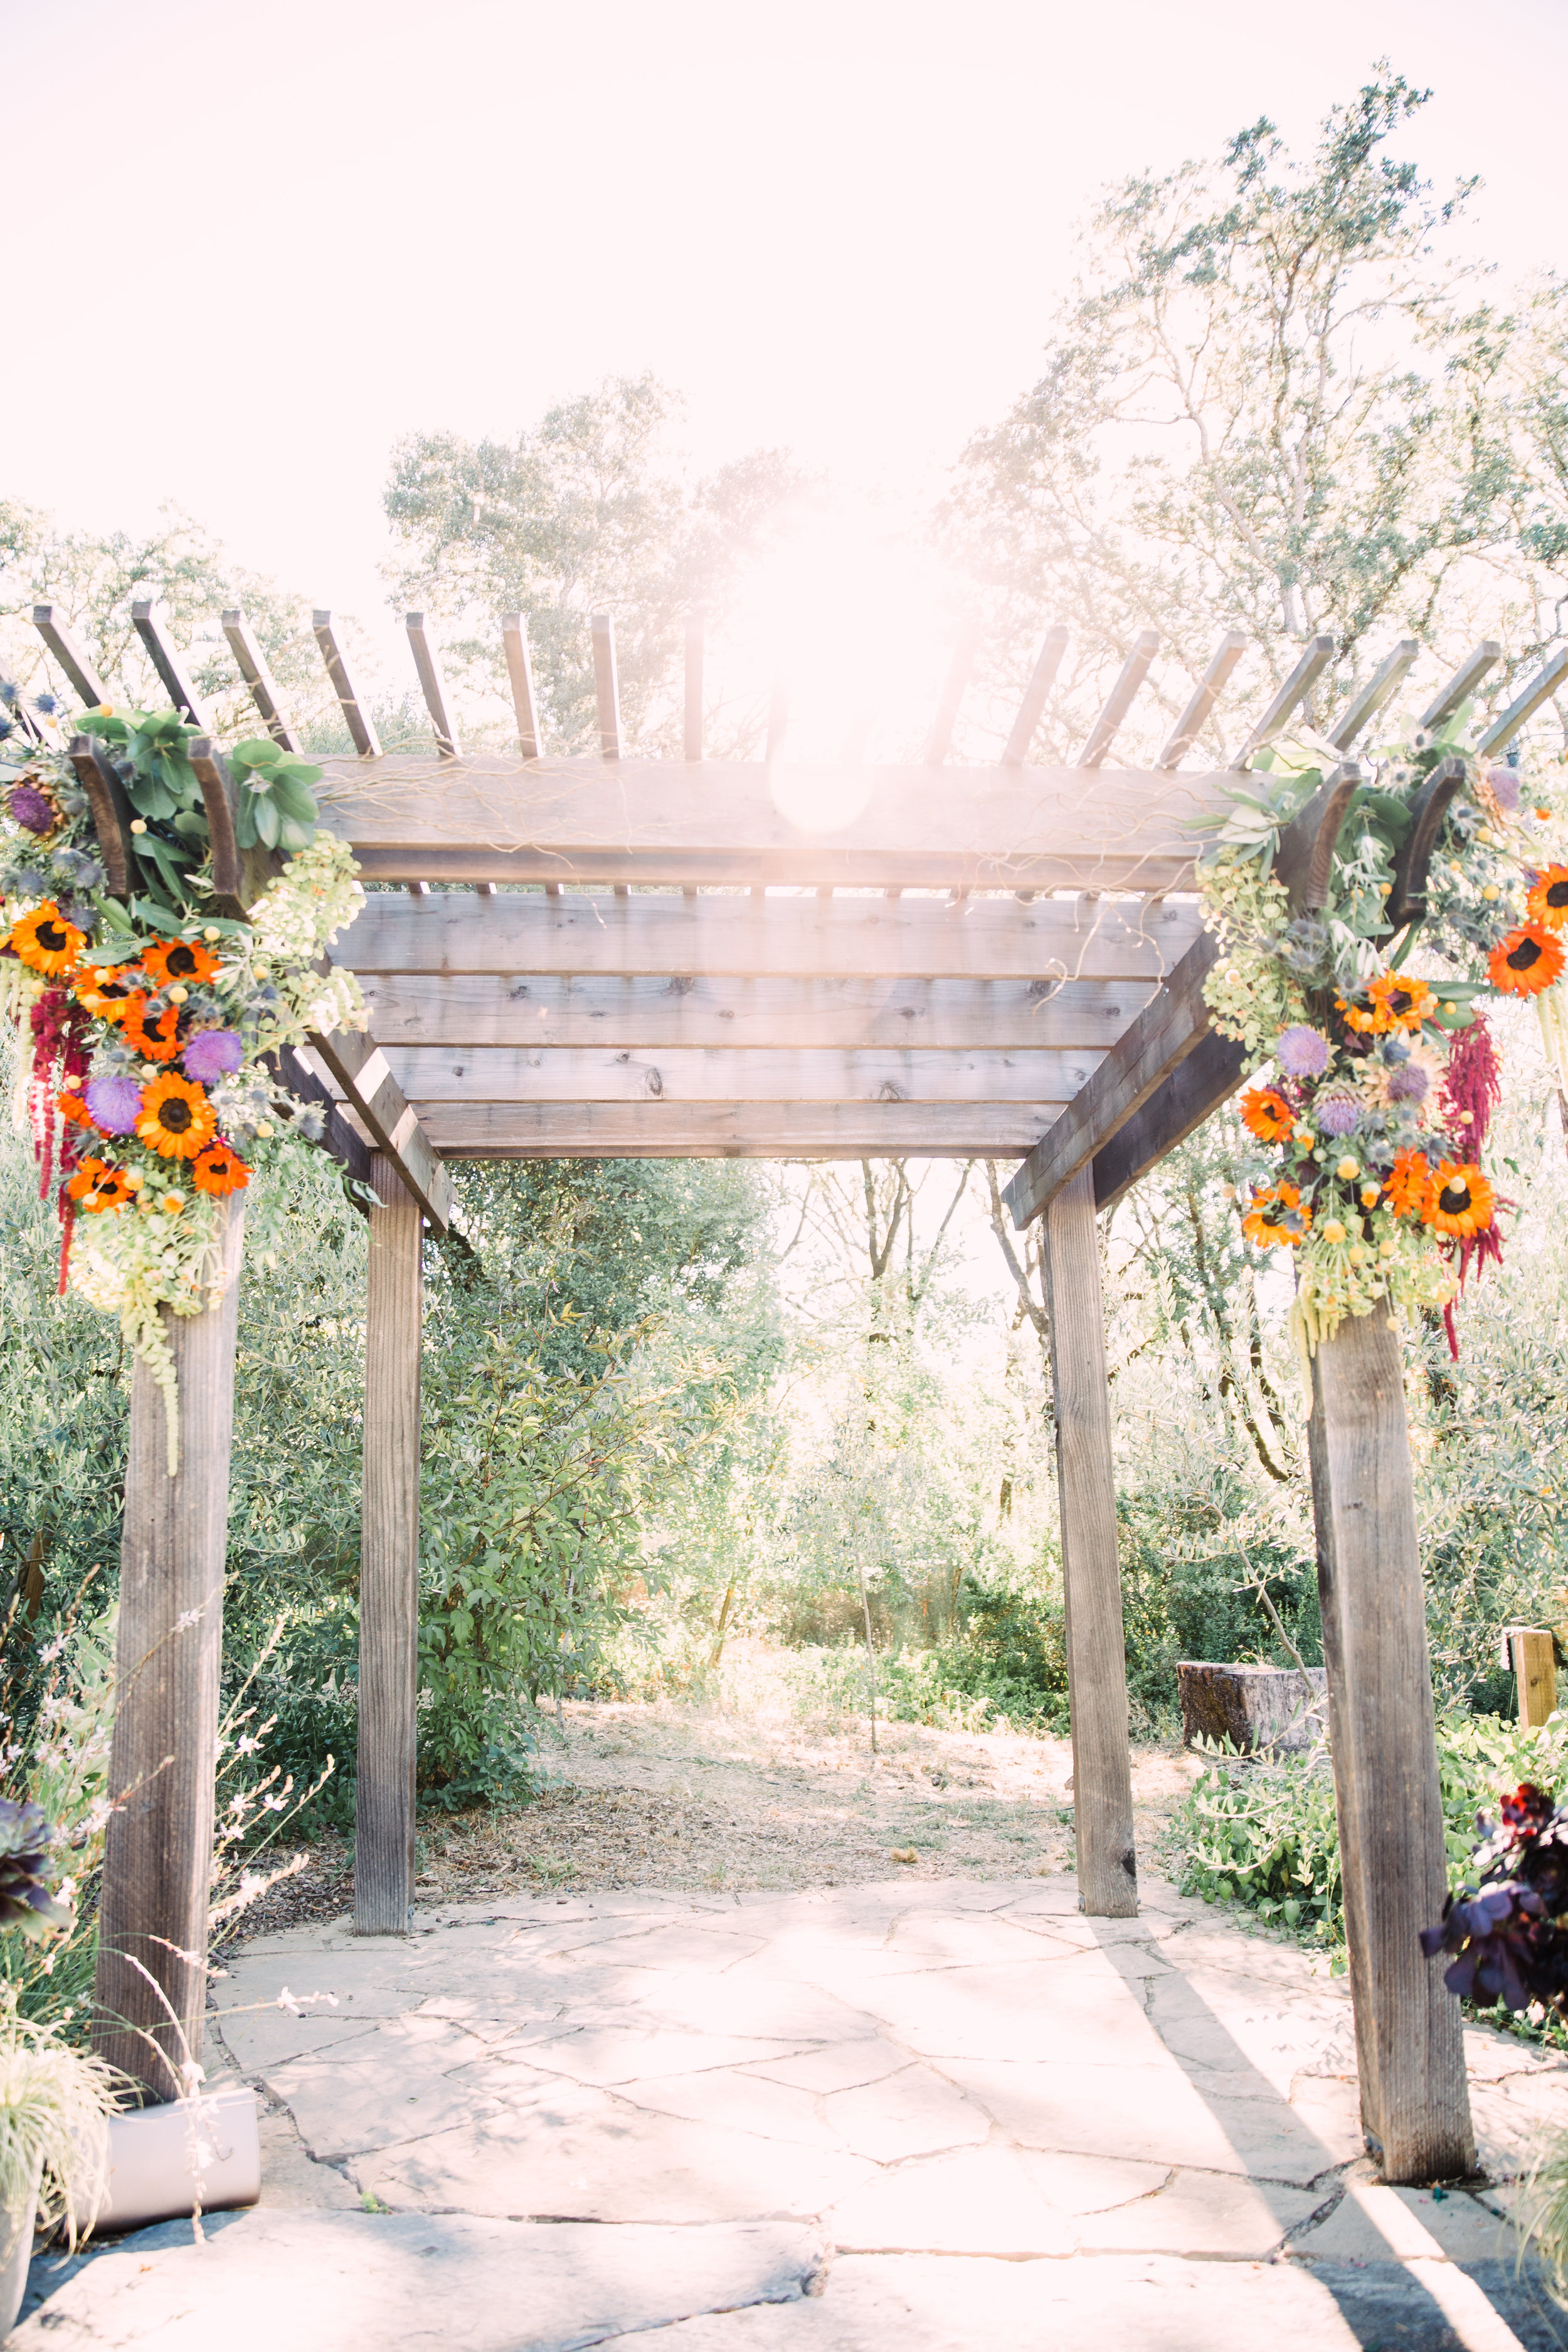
[355,1155,423,1934]
[1509,1629,1557,1729]
[94,1206,244,2103]
[1041,1163,1138,1915]
[1308,1303,1474,2183]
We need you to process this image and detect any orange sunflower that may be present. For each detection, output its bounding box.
[1384,1149,1431,1217]
[142,935,221,988]
[1240,1086,1295,1142]
[1526,866,1568,931]
[1488,923,1566,999]
[191,1140,250,1197]
[120,992,182,1062]
[8,903,83,978]
[1421,1160,1495,1240]
[65,1157,132,1212]
[74,963,138,1019]
[1367,970,1438,1031]
[1241,1181,1310,1249]
[135,1073,217,1160]
[57,1091,96,1129]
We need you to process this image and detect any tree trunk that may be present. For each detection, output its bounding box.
[355,1156,423,1935]
[1308,1302,1473,2183]
[93,1205,244,2102]
[1042,1164,1137,1915]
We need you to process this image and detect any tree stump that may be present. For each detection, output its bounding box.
[1177,1662,1327,1756]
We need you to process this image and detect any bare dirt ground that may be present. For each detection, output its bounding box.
[230,1665,1203,1942]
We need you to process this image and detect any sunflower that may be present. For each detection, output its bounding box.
[1384,1149,1431,1217]
[74,964,137,1019]
[191,1139,250,1197]
[1335,989,1380,1036]
[1488,923,1566,999]
[1367,970,1438,1032]
[65,1157,132,1213]
[1241,1181,1310,1249]
[141,935,221,988]
[57,1091,96,1130]
[135,1073,218,1160]
[1527,866,1568,931]
[8,903,83,978]
[120,992,182,1062]
[1422,1160,1495,1240]
[1240,1086,1295,1142]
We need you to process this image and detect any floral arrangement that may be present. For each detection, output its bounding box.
[0,688,367,1468]
[1421,1780,1568,2013]
[1196,695,1566,1359]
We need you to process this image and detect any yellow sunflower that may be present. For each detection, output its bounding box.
[135,1073,218,1160]
[1422,1161,1495,1241]
[1241,1181,1310,1249]
[1526,866,1568,931]
[8,903,83,978]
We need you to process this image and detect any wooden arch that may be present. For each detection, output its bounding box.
[32,594,1568,2182]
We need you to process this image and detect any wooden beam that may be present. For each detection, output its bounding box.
[412,1102,1050,1156]
[384,1043,1091,1104]
[1510,1629,1557,1729]
[305,1027,452,1231]
[32,604,110,709]
[1156,632,1247,770]
[1228,633,1336,770]
[1003,933,1216,1229]
[357,972,1157,1052]
[405,615,461,757]
[500,613,544,759]
[684,619,704,761]
[591,613,622,760]
[93,1204,244,2099]
[1325,638,1418,752]
[1002,627,1069,767]
[313,755,1232,894]
[1076,632,1160,769]
[356,1155,422,1935]
[130,601,213,731]
[1042,1163,1137,1916]
[924,623,982,765]
[1093,1025,1244,1212]
[1419,640,1502,734]
[68,733,137,898]
[1308,1304,1474,2184]
[312,611,383,758]
[1476,647,1568,756]
[341,889,1204,984]
[221,608,304,751]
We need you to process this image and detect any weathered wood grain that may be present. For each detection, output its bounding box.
[1308,1303,1474,2184]
[1091,1026,1245,1212]
[1477,649,1568,756]
[130,601,212,731]
[33,605,110,709]
[356,972,1155,1052]
[405,615,462,757]
[591,615,622,761]
[1041,1164,1137,1916]
[1512,1629,1557,1729]
[356,1157,423,1936]
[93,1206,245,2100]
[501,615,544,760]
[1157,633,1248,770]
[221,609,304,752]
[1419,642,1502,733]
[386,1044,1091,1104]
[339,889,1204,985]
[410,1101,1049,1156]
[1227,635,1335,770]
[307,1025,453,1231]
[312,612,383,759]
[1325,640,1418,752]
[1076,632,1159,768]
[68,735,136,898]
[1002,628,1069,767]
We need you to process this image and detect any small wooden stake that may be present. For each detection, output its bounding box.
[1510,1629,1557,1729]
[355,1155,423,1934]
[1041,1163,1137,1915]
[94,1206,244,2102]
[1309,1303,1473,2183]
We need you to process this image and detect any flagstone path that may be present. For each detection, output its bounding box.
[15,1872,1568,2349]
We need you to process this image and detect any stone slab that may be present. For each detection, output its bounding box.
[13,2209,822,2351]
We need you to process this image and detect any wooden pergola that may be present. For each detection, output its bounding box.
[32,593,1568,2186]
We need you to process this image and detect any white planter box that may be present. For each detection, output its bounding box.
[82,2087,260,2236]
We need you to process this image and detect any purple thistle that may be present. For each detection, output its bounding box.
[1387,1062,1430,1104]
[1276,1025,1331,1079]
[85,1073,144,1135]
[1313,1086,1362,1138]
[1486,766,1521,815]
[7,782,56,837]
[182,1029,243,1084]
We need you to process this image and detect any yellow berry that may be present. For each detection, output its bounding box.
[203,926,221,941]
[167,983,188,1004]
[1379,1239,1396,1258]
[1322,1219,1347,1244]
[1481,884,1500,901]
[1377,881,1392,895]
[129,818,147,835]
[1360,1184,1380,1207]
[1336,1156,1360,1181]
[1348,1245,1365,1265]
[124,1169,145,1191]
[255,1121,274,1140]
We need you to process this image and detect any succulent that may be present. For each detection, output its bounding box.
[0,1801,71,1943]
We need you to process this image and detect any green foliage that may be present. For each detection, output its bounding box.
[225,739,324,853]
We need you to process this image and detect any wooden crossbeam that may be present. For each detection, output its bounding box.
[1419,640,1502,733]
[130,601,212,731]
[1002,627,1069,767]
[314,757,1231,893]
[411,1101,1050,1157]
[342,888,1204,983]
[500,615,544,759]
[1228,634,1335,769]
[313,612,383,758]
[405,615,462,757]
[1326,639,1418,752]
[925,623,982,765]
[304,1027,452,1228]
[357,972,1155,1052]
[591,614,622,760]
[1157,633,1247,770]
[1091,1025,1243,1211]
[384,1044,1091,1104]
[221,609,304,751]
[1077,632,1160,768]
[32,605,110,709]
[1476,648,1568,756]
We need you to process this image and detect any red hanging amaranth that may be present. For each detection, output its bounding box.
[1441,1013,1503,1155]
[26,986,91,1285]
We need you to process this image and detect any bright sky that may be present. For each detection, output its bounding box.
[5,0,1567,691]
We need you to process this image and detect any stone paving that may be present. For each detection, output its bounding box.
[15,1872,1568,2348]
